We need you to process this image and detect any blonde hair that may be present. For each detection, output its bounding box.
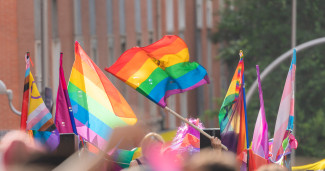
[140,132,165,155]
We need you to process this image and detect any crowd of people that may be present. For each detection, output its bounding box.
[0,124,290,171]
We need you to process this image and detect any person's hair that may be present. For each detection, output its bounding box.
[183,149,238,171]
[140,132,164,156]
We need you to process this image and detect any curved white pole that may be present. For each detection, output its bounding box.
[246,37,325,104]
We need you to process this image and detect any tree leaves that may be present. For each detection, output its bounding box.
[211,0,325,157]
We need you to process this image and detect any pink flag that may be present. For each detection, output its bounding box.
[251,65,269,159]
[271,49,296,161]
[55,53,77,134]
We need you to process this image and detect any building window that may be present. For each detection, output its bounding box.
[34,0,41,40]
[89,0,96,36]
[51,40,61,101]
[34,40,43,90]
[74,0,82,35]
[206,0,213,29]
[74,0,83,45]
[168,96,176,129]
[108,37,116,83]
[90,38,98,64]
[51,0,59,38]
[135,0,141,34]
[119,0,126,36]
[166,0,174,33]
[149,33,154,44]
[196,0,203,29]
[120,36,126,54]
[106,0,113,35]
[147,0,153,32]
[178,0,186,31]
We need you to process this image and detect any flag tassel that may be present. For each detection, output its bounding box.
[164,106,228,151]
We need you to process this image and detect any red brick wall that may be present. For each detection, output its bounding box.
[0,0,221,130]
[0,0,20,129]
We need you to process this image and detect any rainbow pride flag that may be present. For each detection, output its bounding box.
[68,42,137,151]
[20,53,60,151]
[218,51,248,158]
[105,35,209,107]
[271,49,296,162]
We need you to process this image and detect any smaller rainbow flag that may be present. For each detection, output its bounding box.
[218,51,247,155]
[68,42,137,151]
[106,35,209,107]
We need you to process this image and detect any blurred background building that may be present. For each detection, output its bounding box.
[0,0,222,131]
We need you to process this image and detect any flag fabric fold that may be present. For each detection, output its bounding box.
[55,53,78,134]
[68,42,137,151]
[218,51,247,156]
[249,65,269,170]
[251,65,269,159]
[21,53,60,151]
[271,49,296,162]
[20,53,30,130]
[105,35,209,107]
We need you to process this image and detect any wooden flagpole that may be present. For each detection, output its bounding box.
[164,106,228,151]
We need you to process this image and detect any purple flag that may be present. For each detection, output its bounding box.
[55,53,78,134]
[251,65,269,159]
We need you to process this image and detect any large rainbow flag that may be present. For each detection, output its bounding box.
[218,51,248,167]
[55,53,77,134]
[20,53,60,151]
[105,35,209,107]
[271,49,297,162]
[68,42,137,151]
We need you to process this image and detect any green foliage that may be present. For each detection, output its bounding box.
[211,0,325,157]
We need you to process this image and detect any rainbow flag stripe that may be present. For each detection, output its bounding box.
[106,35,209,107]
[20,53,30,130]
[68,42,137,151]
[218,51,247,156]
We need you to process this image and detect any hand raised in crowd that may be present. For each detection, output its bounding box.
[210,137,222,150]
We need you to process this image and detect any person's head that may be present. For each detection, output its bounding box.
[183,149,239,171]
[140,132,164,157]
[257,164,288,171]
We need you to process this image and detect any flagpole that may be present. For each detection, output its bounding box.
[242,74,249,148]
[242,64,250,170]
[164,106,228,151]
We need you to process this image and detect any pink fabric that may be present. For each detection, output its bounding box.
[271,51,296,161]
[55,54,75,133]
[251,65,269,159]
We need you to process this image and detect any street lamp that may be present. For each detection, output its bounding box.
[0,80,21,116]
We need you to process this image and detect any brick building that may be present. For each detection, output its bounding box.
[0,0,222,131]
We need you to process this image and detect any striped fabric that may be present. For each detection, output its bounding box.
[105,35,209,107]
[68,42,137,151]
[21,53,59,151]
[218,51,247,156]
[20,53,30,130]
[271,49,296,162]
